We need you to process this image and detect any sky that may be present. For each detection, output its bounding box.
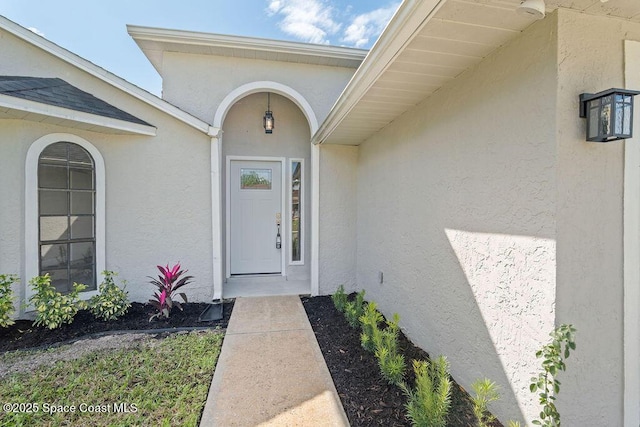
[0,0,400,96]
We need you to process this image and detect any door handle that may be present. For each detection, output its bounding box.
[276,224,282,249]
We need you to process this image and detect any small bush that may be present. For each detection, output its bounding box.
[88,271,131,321]
[471,378,500,427]
[29,275,86,329]
[0,274,18,327]
[331,284,348,313]
[530,324,576,427]
[374,313,405,385]
[401,356,452,427]
[148,263,193,321]
[360,301,383,352]
[344,289,365,328]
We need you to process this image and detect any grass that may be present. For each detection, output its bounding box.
[0,330,224,427]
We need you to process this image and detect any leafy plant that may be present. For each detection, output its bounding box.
[88,271,131,321]
[374,313,405,385]
[530,324,577,427]
[400,356,452,427]
[360,300,383,352]
[0,274,18,327]
[471,378,500,427]
[29,275,86,329]
[344,289,365,328]
[331,284,348,313]
[148,263,193,321]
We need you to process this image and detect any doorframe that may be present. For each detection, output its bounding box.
[225,155,287,279]
[623,39,640,427]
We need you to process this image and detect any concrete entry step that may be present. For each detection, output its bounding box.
[200,295,349,426]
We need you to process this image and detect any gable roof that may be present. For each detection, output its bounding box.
[313,0,640,146]
[0,15,215,136]
[0,76,152,126]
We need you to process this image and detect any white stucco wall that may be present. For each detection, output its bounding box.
[554,10,640,426]
[0,29,214,312]
[318,144,358,294]
[160,53,355,126]
[354,15,558,424]
[221,93,311,280]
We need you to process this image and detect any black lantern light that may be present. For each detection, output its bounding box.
[579,88,640,142]
[263,93,274,134]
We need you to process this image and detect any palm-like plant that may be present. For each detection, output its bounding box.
[148,263,193,321]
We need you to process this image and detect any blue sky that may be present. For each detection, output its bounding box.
[0,0,400,95]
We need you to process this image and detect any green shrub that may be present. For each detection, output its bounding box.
[471,378,500,427]
[374,313,405,385]
[360,301,383,352]
[29,275,86,329]
[331,284,348,313]
[0,274,18,327]
[530,324,576,427]
[88,271,131,321]
[344,289,365,328]
[400,356,452,427]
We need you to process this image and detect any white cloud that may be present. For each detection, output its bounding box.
[27,27,45,38]
[342,3,399,48]
[267,0,341,45]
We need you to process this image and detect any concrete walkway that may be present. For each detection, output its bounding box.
[200,295,349,427]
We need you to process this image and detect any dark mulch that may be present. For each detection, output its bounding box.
[302,295,501,427]
[0,301,233,353]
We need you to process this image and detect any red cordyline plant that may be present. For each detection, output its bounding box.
[148,263,193,321]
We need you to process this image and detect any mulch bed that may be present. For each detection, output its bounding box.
[0,301,233,353]
[302,295,501,427]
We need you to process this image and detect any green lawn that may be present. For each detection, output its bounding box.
[0,330,223,427]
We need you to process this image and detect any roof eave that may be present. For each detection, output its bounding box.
[0,93,158,136]
[0,15,211,136]
[311,0,447,145]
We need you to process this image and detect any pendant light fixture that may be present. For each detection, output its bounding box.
[263,93,274,134]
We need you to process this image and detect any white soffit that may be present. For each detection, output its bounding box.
[127,25,368,74]
[314,0,640,146]
[0,94,157,136]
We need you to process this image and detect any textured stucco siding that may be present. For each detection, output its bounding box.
[554,10,640,426]
[221,92,311,280]
[0,29,214,311]
[319,144,358,295]
[355,16,558,424]
[160,53,355,126]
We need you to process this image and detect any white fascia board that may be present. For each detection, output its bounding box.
[127,25,368,63]
[0,15,211,135]
[0,94,158,136]
[311,0,448,145]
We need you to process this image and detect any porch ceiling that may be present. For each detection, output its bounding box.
[314,0,640,146]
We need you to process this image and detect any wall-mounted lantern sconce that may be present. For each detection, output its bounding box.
[263,93,274,134]
[579,88,640,142]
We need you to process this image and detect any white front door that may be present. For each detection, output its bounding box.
[229,160,282,275]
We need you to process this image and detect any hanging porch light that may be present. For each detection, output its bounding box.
[263,93,274,134]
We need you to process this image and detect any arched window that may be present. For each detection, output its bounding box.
[26,134,105,297]
[38,142,96,292]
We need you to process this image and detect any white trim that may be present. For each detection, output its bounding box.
[213,81,319,138]
[0,94,157,136]
[289,158,305,266]
[225,156,287,279]
[311,144,320,296]
[25,133,105,303]
[0,15,211,135]
[623,39,640,427]
[127,25,367,66]
[211,134,223,301]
